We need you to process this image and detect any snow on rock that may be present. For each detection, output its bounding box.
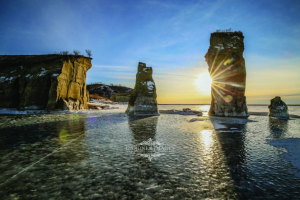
[37,69,48,76]
[0,76,6,82]
[147,81,155,91]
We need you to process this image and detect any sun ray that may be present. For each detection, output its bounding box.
[209,48,220,74]
[210,55,229,77]
[212,65,233,80]
[212,85,232,106]
[212,72,238,81]
[213,81,245,88]
[211,88,219,107]
[212,82,237,96]
[212,60,241,80]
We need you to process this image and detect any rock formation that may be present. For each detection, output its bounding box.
[205,31,249,118]
[126,62,159,115]
[87,83,132,99]
[0,55,92,110]
[268,96,289,118]
[110,91,132,102]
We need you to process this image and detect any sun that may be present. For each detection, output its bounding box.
[195,72,212,95]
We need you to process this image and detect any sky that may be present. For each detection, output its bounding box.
[0,0,299,104]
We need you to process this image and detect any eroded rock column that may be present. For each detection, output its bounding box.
[268,96,289,118]
[205,31,249,117]
[126,62,159,115]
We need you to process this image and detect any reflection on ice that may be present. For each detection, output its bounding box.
[0,106,300,199]
[199,130,213,147]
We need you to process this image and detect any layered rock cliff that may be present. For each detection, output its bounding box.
[126,62,159,115]
[205,31,249,117]
[0,55,92,110]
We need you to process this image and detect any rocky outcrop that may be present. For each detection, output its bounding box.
[268,96,289,118]
[126,62,159,115]
[89,93,112,102]
[205,31,249,118]
[87,83,132,99]
[110,91,132,102]
[0,55,92,110]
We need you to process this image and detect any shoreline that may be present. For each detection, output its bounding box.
[0,106,300,118]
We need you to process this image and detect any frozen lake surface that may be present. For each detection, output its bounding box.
[0,105,300,199]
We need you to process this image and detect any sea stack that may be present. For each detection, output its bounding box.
[205,30,249,118]
[0,55,92,111]
[268,96,289,118]
[126,62,159,115]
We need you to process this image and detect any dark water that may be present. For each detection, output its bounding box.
[0,107,300,199]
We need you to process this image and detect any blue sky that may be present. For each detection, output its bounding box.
[1,0,299,104]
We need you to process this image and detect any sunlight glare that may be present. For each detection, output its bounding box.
[195,72,212,95]
[200,130,213,147]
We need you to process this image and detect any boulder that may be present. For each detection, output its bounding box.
[205,31,249,118]
[0,55,92,111]
[126,62,159,115]
[268,96,289,118]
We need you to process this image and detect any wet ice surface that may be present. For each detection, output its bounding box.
[0,106,300,199]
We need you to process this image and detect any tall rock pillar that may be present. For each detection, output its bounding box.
[205,31,249,118]
[126,62,159,115]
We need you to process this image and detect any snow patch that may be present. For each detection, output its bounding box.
[52,73,60,77]
[38,69,48,76]
[269,138,300,178]
[211,122,227,129]
[0,76,6,82]
[214,45,224,49]
[0,76,15,83]
[147,81,155,91]
[277,105,285,110]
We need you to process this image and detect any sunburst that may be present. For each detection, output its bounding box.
[208,48,243,106]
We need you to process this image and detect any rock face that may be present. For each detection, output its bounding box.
[110,91,132,102]
[268,96,289,118]
[126,62,159,115]
[87,83,132,99]
[205,31,249,118]
[0,55,92,110]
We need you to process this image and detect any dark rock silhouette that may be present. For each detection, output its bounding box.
[268,96,289,118]
[0,55,92,110]
[126,62,159,115]
[205,31,249,118]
